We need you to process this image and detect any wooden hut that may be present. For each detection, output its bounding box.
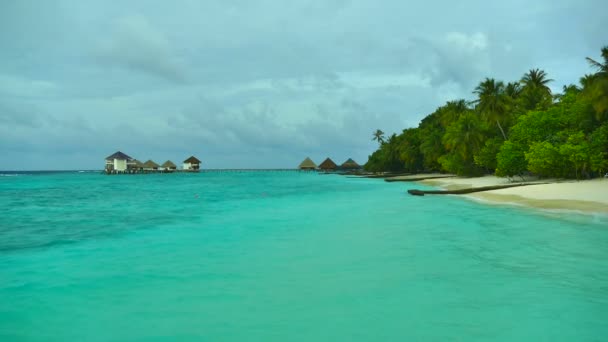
[318,158,338,171]
[105,151,134,172]
[133,159,144,172]
[340,158,361,170]
[298,157,317,170]
[161,160,177,172]
[143,160,160,171]
[183,156,201,171]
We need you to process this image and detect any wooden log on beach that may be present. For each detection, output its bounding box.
[407,183,547,196]
[340,172,411,178]
[385,175,454,182]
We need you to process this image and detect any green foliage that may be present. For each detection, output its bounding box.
[519,69,553,111]
[372,129,385,145]
[589,123,608,174]
[525,141,565,177]
[473,78,509,139]
[582,77,608,122]
[438,153,483,176]
[442,112,486,158]
[364,129,423,173]
[418,113,446,171]
[583,47,608,122]
[495,141,527,177]
[439,112,486,176]
[558,132,591,179]
[398,128,424,173]
[508,106,566,147]
[474,137,503,171]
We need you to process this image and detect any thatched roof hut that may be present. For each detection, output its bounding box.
[133,159,144,169]
[298,157,317,170]
[183,156,201,170]
[340,158,361,170]
[105,151,134,172]
[183,156,201,164]
[318,158,338,171]
[105,151,133,161]
[161,160,177,170]
[143,160,160,170]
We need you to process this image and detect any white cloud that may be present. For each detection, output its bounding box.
[445,32,488,51]
[95,14,185,83]
[0,74,59,98]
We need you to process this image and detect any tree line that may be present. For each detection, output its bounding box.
[366,47,608,179]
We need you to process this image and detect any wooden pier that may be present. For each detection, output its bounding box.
[104,168,318,175]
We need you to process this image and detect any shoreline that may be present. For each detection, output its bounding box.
[418,176,608,215]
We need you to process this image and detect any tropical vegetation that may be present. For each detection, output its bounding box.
[365,47,608,179]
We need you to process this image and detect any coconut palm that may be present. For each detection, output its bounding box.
[442,113,486,160]
[505,82,522,99]
[584,47,608,120]
[586,46,608,75]
[521,69,553,93]
[504,82,523,115]
[438,99,469,128]
[473,78,509,140]
[580,74,597,89]
[372,129,385,145]
[519,69,553,110]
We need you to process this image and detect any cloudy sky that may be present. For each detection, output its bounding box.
[0,0,605,170]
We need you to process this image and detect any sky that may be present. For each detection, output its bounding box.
[0,0,606,170]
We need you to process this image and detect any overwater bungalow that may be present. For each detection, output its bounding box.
[105,151,135,173]
[318,158,338,171]
[161,160,177,172]
[298,157,317,170]
[133,159,145,172]
[340,158,361,170]
[143,160,160,172]
[183,156,201,171]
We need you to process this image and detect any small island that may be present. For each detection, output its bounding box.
[363,47,608,213]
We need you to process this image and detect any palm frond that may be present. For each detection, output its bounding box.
[586,57,604,71]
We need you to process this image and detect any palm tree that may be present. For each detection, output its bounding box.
[521,69,553,93]
[586,46,608,75]
[505,82,522,99]
[584,46,608,120]
[520,69,553,110]
[439,99,469,128]
[473,78,509,140]
[580,74,597,89]
[442,113,486,160]
[504,82,523,115]
[372,129,385,145]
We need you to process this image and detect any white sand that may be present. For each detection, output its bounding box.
[420,176,608,213]
[421,175,514,188]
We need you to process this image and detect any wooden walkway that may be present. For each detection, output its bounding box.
[200,169,314,173]
[104,169,316,174]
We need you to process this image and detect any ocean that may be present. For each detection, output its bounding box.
[1,171,607,341]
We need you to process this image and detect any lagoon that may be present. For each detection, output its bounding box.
[1,171,607,341]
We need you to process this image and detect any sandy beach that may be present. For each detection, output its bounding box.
[420,176,608,214]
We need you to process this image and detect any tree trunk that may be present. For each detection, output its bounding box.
[496,119,507,140]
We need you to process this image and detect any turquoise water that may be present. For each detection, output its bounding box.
[1,171,607,341]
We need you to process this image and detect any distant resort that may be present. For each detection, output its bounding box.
[298,157,362,172]
[105,151,362,174]
[104,151,201,174]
